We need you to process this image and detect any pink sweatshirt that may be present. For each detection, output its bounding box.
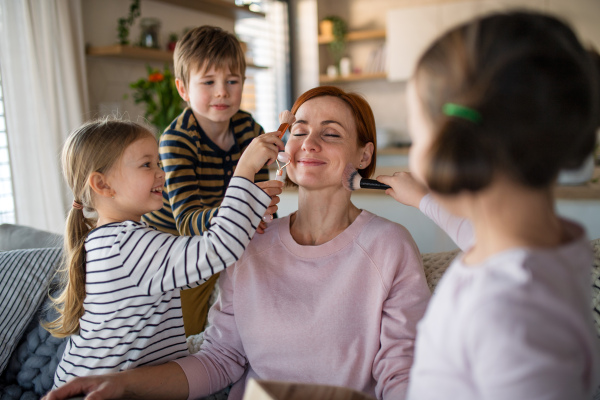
[408,195,600,399]
[174,210,431,400]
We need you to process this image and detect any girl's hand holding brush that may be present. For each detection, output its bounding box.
[376,171,429,208]
[255,179,283,233]
[255,110,296,231]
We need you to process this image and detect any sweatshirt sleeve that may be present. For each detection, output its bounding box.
[373,225,432,400]
[118,177,270,294]
[419,194,474,251]
[173,266,247,398]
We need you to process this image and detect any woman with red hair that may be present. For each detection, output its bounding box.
[44,87,431,400]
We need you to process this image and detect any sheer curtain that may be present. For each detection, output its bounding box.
[0,0,88,233]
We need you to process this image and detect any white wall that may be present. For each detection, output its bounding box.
[82,0,234,121]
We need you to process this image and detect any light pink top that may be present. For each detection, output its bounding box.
[408,195,600,399]
[174,210,431,400]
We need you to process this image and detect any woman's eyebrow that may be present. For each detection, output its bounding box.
[292,119,308,126]
[321,120,344,129]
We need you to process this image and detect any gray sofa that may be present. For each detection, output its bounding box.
[0,223,598,399]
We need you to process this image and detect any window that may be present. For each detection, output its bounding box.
[0,65,15,223]
[236,0,291,132]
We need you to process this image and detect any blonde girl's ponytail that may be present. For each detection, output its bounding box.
[43,205,93,337]
[43,118,154,338]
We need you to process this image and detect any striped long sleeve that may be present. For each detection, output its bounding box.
[53,177,270,387]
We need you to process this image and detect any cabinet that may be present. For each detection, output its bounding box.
[318,28,387,84]
[386,0,600,82]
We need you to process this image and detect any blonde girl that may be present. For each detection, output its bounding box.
[45,119,283,387]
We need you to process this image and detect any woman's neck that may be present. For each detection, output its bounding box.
[461,178,568,265]
[290,186,361,246]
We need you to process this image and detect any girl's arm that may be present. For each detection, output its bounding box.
[419,194,474,252]
[377,172,474,251]
[117,177,270,294]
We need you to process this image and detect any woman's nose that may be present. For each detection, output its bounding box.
[301,132,320,152]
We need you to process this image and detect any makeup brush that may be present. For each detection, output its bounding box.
[277,110,295,139]
[342,163,390,191]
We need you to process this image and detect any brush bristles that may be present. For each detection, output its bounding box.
[279,110,295,125]
[342,163,362,191]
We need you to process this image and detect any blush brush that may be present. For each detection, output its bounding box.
[342,163,390,191]
[277,110,295,138]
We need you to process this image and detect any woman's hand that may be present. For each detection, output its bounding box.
[43,362,188,400]
[255,180,284,234]
[43,373,125,400]
[376,171,429,208]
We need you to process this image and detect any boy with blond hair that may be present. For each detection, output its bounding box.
[143,25,278,336]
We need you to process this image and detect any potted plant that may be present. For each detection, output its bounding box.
[322,15,347,73]
[117,0,141,45]
[128,65,185,137]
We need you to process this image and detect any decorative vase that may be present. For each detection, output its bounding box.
[319,20,334,39]
[140,18,161,49]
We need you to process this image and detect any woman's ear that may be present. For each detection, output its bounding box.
[175,79,189,102]
[359,142,374,169]
[88,172,114,198]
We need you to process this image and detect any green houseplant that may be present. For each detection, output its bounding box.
[322,15,348,72]
[129,65,185,136]
[117,0,141,45]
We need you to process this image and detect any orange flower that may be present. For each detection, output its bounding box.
[148,72,164,82]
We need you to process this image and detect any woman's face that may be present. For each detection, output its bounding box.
[285,96,371,191]
[407,79,435,186]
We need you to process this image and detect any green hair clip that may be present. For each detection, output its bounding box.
[442,103,482,124]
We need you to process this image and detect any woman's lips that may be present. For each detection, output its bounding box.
[297,159,326,166]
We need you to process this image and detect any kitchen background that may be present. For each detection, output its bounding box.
[0,0,598,252]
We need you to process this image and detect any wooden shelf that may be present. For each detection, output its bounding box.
[318,29,386,45]
[319,72,387,84]
[154,0,265,19]
[377,146,411,156]
[86,45,173,62]
[86,45,267,69]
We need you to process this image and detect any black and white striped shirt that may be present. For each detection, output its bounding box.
[54,177,269,387]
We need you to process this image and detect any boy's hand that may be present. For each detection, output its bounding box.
[255,180,284,234]
[234,132,285,182]
[377,172,429,208]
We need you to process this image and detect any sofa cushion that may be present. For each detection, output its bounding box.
[0,247,62,374]
[0,224,62,251]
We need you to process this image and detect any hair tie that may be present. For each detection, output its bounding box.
[72,200,83,210]
[443,103,482,124]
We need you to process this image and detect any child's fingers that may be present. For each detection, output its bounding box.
[256,222,266,234]
[260,131,286,151]
[256,180,284,190]
[265,203,279,215]
[376,175,393,185]
[268,195,281,208]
